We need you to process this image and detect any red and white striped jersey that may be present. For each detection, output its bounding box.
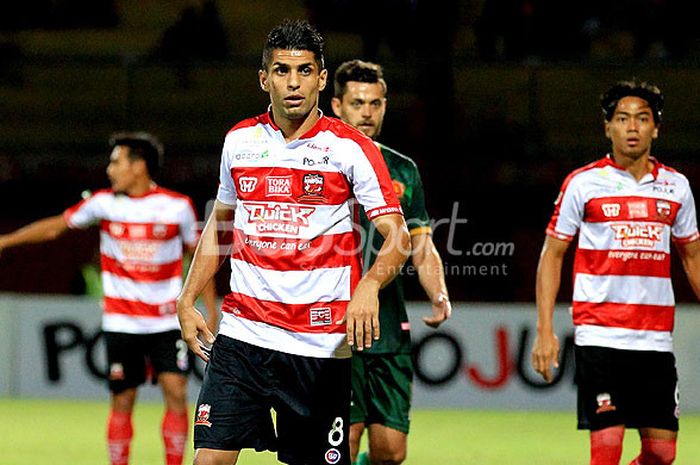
[217,112,402,359]
[64,186,199,334]
[547,155,699,352]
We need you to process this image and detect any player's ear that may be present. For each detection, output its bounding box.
[259,69,269,92]
[318,68,328,92]
[604,121,611,139]
[652,125,659,139]
[331,96,342,117]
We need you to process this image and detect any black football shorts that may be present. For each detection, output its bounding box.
[193,335,351,465]
[575,345,679,431]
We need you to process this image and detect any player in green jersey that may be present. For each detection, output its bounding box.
[332,60,452,465]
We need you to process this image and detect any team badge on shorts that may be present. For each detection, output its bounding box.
[324,448,341,464]
[195,404,212,427]
[596,393,617,414]
[109,363,125,381]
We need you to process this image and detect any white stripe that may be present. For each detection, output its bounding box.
[578,222,670,253]
[573,273,674,306]
[100,232,184,265]
[102,273,182,304]
[575,325,672,352]
[102,314,180,334]
[218,313,351,358]
[228,259,351,304]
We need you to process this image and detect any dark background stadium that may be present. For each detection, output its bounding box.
[2,0,700,303]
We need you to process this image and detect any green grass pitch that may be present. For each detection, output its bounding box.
[1,399,698,464]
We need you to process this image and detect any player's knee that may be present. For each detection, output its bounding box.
[639,438,676,465]
[370,447,406,465]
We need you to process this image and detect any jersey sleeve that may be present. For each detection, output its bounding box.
[350,139,402,220]
[671,179,700,243]
[216,139,237,206]
[545,174,583,241]
[404,166,431,236]
[63,193,104,230]
[179,199,200,248]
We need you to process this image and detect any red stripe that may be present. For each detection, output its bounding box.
[103,296,177,317]
[584,196,680,224]
[231,166,352,205]
[572,301,674,331]
[100,220,180,241]
[673,231,700,244]
[101,254,183,282]
[573,248,670,277]
[222,293,347,334]
[230,229,361,271]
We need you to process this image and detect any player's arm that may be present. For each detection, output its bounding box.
[531,235,570,383]
[185,245,220,335]
[177,200,233,361]
[411,231,451,328]
[0,214,70,254]
[344,213,410,350]
[676,239,700,300]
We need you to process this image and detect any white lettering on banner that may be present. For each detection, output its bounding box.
[266,176,292,197]
[601,203,621,218]
[244,202,315,235]
[6,297,700,411]
[609,223,664,248]
[238,176,258,193]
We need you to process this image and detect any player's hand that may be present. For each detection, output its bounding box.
[339,278,380,351]
[423,293,452,328]
[531,331,560,383]
[177,300,215,362]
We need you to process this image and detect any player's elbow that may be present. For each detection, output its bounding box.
[396,223,411,264]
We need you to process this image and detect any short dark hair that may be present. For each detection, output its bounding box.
[109,131,164,179]
[600,79,664,124]
[333,59,387,98]
[261,19,325,71]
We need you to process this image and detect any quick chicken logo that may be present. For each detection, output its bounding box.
[245,202,315,235]
[609,223,664,248]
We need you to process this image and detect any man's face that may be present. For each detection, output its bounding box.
[259,49,327,122]
[106,146,140,193]
[605,96,659,160]
[331,81,386,139]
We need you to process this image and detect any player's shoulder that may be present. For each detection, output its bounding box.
[560,156,609,190]
[656,159,689,182]
[226,113,268,135]
[150,186,195,206]
[378,143,418,169]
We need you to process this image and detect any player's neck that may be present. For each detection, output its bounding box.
[274,107,321,143]
[611,151,653,181]
[125,178,155,197]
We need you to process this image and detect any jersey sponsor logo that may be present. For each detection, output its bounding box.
[310,307,332,326]
[653,178,676,194]
[153,224,168,238]
[627,200,648,219]
[324,448,341,464]
[657,200,672,218]
[610,223,664,248]
[303,156,330,166]
[306,142,332,153]
[601,203,621,218]
[158,302,177,315]
[234,150,269,161]
[195,404,212,427]
[244,202,315,235]
[109,222,126,237]
[129,224,147,239]
[118,240,159,261]
[392,179,406,200]
[266,175,292,197]
[595,393,617,414]
[238,176,258,193]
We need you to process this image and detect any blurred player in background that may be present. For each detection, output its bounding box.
[0,132,219,465]
[532,80,700,465]
[176,20,409,465]
[331,60,451,465]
